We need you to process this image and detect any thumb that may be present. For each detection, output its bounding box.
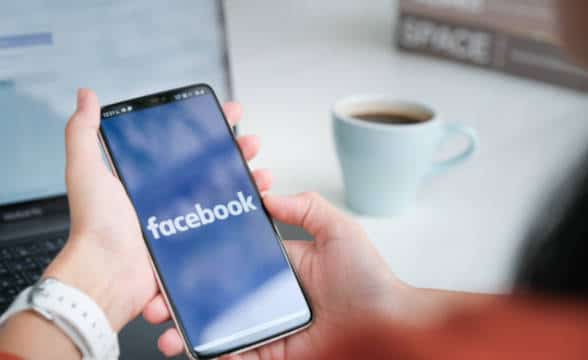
[264,192,353,246]
[65,89,105,176]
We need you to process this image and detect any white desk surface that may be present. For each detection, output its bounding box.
[224,0,588,293]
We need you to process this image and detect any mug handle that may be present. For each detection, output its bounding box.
[428,123,479,177]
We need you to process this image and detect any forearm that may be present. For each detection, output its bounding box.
[0,312,79,359]
[0,237,136,358]
[43,237,135,332]
[414,288,499,320]
[394,284,500,327]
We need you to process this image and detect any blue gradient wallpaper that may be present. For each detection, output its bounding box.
[100,89,310,356]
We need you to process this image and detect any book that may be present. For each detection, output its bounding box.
[396,0,588,91]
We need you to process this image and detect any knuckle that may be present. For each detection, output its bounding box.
[298,192,319,228]
[300,191,320,203]
[304,192,330,214]
[352,221,367,237]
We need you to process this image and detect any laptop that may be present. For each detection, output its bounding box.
[0,1,231,358]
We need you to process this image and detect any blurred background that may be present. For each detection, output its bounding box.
[2,0,588,358]
[228,0,588,292]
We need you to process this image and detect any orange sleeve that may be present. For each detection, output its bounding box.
[0,353,23,360]
[323,297,588,360]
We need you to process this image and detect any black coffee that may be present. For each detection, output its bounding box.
[352,112,429,125]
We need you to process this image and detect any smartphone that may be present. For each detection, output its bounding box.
[98,84,312,359]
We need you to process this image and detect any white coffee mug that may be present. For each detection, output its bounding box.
[333,95,479,216]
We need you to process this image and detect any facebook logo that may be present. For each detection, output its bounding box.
[146,192,258,239]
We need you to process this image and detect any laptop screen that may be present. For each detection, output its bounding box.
[0,1,232,206]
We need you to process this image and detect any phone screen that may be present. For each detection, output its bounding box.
[99,85,311,358]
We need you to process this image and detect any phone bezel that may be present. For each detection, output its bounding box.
[98,83,313,359]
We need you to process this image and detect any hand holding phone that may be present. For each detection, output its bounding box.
[58,88,402,360]
[123,85,402,357]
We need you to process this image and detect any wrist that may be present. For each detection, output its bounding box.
[43,236,133,331]
[0,312,80,359]
[381,278,444,328]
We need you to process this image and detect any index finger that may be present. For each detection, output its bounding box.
[223,102,242,127]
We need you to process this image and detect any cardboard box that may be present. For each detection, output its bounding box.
[397,0,588,91]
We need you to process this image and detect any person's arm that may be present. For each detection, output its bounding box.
[0,312,80,359]
[0,236,130,359]
[398,287,500,326]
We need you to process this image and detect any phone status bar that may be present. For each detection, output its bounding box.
[102,86,208,118]
[174,88,206,101]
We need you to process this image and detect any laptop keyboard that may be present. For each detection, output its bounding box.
[0,233,67,313]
